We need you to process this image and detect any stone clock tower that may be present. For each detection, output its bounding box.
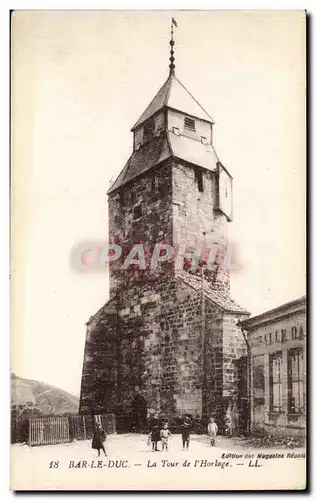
[80,27,250,431]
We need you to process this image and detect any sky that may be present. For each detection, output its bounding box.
[11,10,306,397]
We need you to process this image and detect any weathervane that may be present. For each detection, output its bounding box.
[169,17,178,75]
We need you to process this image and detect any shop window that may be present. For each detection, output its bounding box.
[291,326,298,340]
[288,348,304,414]
[269,352,283,412]
[253,355,265,406]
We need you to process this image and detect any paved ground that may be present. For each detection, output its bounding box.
[11,433,306,491]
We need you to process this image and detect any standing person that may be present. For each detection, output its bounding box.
[149,414,161,451]
[181,415,192,451]
[92,422,107,457]
[160,422,171,451]
[207,417,218,447]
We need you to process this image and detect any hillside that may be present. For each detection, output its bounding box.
[11,373,79,416]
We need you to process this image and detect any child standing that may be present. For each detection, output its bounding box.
[181,415,192,451]
[160,422,171,451]
[207,417,218,447]
[148,416,161,451]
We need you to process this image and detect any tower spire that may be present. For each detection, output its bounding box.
[169,17,178,75]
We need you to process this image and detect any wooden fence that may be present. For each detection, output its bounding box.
[29,416,70,446]
[26,414,116,447]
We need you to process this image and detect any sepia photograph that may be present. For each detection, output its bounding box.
[10,10,306,490]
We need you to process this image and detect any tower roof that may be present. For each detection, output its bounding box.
[108,22,218,195]
[179,271,250,315]
[107,130,220,194]
[131,72,214,131]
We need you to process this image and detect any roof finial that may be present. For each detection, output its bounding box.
[169,17,178,75]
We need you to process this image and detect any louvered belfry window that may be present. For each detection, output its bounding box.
[184,116,196,131]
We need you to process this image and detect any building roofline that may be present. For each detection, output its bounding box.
[177,272,250,315]
[107,155,174,195]
[85,295,117,326]
[238,296,306,331]
[174,77,214,123]
[130,106,168,132]
[131,73,214,131]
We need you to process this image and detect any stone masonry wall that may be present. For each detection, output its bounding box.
[108,161,174,297]
[80,277,213,419]
[79,299,118,414]
[204,306,224,410]
[80,273,248,422]
[80,156,245,424]
[172,162,230,294]
[204,307,248,427]
[108,160,231,297]
[222,314,248,400]
[112,277,206,418]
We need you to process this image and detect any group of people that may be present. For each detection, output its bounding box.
[147,415,219,452]
[91,416,219,457]
[148,420,172,451]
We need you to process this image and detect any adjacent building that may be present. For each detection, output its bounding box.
[239,297,306,437]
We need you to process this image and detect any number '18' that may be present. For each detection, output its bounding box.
[49,461,59,468]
